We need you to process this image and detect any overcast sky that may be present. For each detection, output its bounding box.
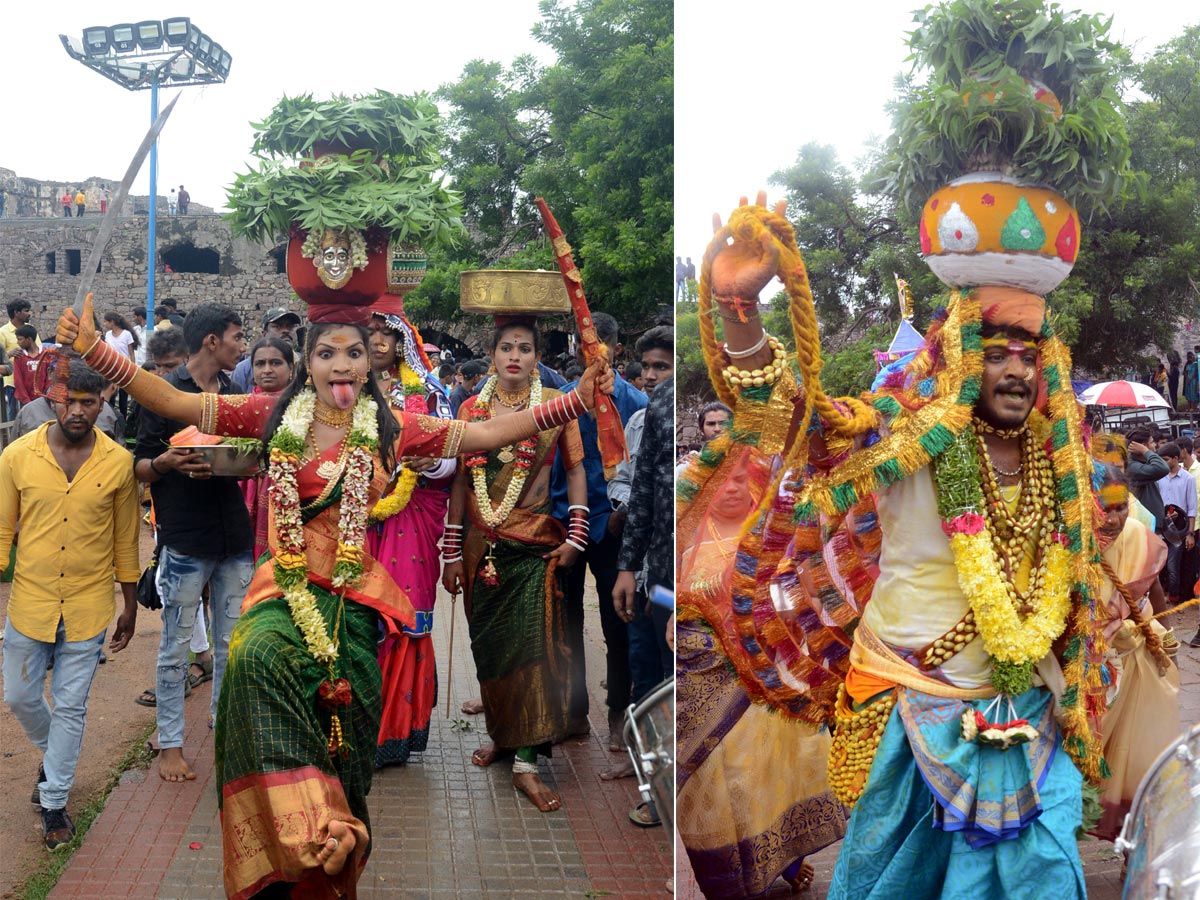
[676,1,1199,269]
[1,0,556,209]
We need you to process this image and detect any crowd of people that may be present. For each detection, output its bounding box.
[0,291,675,899]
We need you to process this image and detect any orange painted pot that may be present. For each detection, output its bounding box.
[920,173,1080,294]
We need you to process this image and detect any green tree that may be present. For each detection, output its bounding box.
[417,0,673,332]
[1062,26,1200,374]
[529,0,674,326]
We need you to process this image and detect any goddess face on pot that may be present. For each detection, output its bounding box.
[298,226,370,291]
[315,229,353,289]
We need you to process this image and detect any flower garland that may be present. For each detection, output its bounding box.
[370,362,426,522]
[466,374,543,585]
[932,421,1073,698]
[267,389,379,664]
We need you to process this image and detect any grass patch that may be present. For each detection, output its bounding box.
[15,719,157,900]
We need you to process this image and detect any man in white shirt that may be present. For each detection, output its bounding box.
[131,308,149,367]
[1155,441,1197,605]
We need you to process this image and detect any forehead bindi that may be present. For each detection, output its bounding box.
[315,334,363,351]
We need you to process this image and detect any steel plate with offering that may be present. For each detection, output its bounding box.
[170,427,262,477]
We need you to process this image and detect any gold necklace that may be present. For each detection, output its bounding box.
[309,433,351,498]
[493,384,531,410]
[314,400,353,429]
[972,416,1025,440]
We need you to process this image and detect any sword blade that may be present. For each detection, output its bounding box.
[73,92,181,314]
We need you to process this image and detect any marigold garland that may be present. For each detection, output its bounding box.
[370,363,427,521]
[932,423,1073,695]
[267,389,379,664]
[467,374,543,532]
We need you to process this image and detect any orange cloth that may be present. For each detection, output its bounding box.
[844,665,898,706]
[976,285,1045,335]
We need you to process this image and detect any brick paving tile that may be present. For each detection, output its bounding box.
[50,582,670,898]
[678,605,1199,899]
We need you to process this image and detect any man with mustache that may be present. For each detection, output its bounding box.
[0,363,140,850]
[678,193,1109,900]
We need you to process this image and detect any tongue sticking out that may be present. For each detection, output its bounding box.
[330,382,358,410]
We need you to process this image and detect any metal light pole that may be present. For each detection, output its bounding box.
[60,19,231,323]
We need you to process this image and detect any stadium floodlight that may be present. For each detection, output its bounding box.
[110,23,137,53]
[59,18,231,326]
[82,26,110,56]
[135,21,164,51]
[163,18,190,47]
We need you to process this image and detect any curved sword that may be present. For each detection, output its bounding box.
[73,92,181,314]
[48,92,180,403]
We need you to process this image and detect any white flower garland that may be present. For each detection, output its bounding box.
[469,374,542,530]
[267,388,379,664]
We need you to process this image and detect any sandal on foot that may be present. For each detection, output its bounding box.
[187,657,214,689]
[629,801,661,828]
[135,680,192,707]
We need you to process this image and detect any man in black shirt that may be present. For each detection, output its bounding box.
[449,359,486,415]
[134,304,252,784]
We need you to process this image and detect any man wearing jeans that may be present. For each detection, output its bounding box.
[550,313,648,746]
[1,364,140,849]
[134,304,252,783]
[1155,441,1197,604]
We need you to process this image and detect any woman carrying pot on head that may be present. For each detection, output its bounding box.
[441,316,588,813]
[364,300,454,768]
[56,296,610,900]
[241,336,295,561]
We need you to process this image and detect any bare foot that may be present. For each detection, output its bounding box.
[471,744,498,767]
[599,757,636,781]
[157,747,197,782]
[314,820,359,876]
[461,697,484,715]
[607,712,626,752]
[512,772,561,811]
[786,861,815,893]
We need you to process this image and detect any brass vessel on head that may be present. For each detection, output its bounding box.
[459,269,571,316]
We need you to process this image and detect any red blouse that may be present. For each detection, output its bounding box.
[198,392,466,459]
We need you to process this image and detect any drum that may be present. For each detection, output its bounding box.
[1115,722,1200,899]
[623,676,674,832]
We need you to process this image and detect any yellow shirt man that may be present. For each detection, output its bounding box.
[0,421,141,642]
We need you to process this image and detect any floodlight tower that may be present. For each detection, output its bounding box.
[61,19,231,320]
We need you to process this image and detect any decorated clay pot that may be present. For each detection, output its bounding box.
[920,172,1079,294]
[387,242,428,295]
[286,229,388,309]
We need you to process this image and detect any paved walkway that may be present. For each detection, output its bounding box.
[49,587,672,899]
[677,605,1200,900]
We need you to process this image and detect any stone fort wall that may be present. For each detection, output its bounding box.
[0,168,578,360]
[0,212,293,328]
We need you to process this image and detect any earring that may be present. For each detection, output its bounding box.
[305,373,313,386]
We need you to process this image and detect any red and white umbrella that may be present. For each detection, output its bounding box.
[1077,380,1168,408]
